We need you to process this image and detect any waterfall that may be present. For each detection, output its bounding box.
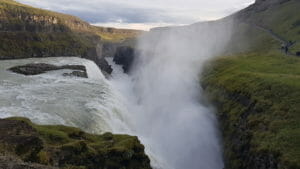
[0,19,233,169]
[0,57,131,134]
[108,20,233,169]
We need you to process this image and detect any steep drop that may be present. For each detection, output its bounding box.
[108,20,234,169]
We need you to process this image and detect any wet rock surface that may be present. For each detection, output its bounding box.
[63,71,88,78]
[84,44,113,75]
[8,63,88,78]
[113,46,135,73]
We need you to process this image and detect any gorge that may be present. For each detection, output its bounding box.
[0,0,299,169]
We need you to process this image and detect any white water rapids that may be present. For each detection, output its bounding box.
[0,57,131,134]
[0,20,233,169]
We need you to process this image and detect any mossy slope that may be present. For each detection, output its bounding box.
[201,0,300,168]
[202,51,300,169]
[0,117,151,169]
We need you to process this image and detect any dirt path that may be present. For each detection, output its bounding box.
[253,24,288,44]
[246,23,297,56]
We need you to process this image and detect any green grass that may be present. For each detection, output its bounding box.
[233,0,300,53]
[201,1,300,168]
[202,50,300,168]
[246,0,300,41]
[93,26,142,42]
[2,117,151,169]
[0,0,141,59]
[0,31,96,59]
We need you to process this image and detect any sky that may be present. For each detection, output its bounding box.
[16,0,255,30]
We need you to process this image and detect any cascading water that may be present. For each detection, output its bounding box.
[0,19,233,169]
[108,20,234,169]
[0,57,131,134]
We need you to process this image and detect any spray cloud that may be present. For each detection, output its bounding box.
[110,19,234,169]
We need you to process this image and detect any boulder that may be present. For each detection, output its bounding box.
[63,71,88,78]
[8,63,88,78]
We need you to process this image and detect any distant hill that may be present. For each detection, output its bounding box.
[0,0,142,74]
[0,0,142,40]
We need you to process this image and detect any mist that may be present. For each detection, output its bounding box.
[109,19,234,169]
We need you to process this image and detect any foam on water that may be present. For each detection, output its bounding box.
[0,57,130,134]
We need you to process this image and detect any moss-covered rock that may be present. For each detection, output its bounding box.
[0,117,152,169]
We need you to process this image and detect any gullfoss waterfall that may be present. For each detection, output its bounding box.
[108,20,234,169]
[0,57,131,134]
[0,20,233,169]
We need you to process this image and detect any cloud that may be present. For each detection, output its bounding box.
[16,0,255,30]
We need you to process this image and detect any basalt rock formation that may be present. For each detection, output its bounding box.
[113,46,135,73]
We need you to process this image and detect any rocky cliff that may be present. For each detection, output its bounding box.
[0,117,152,169]
[0,0,142,75]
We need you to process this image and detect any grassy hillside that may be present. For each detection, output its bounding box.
[202,51,300,168]
[201,0,300,168]
[0,117,151,169]
[236,0,300,52]
[0,0,141,40]
[93,27,143,42]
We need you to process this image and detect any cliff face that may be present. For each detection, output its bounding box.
[0,0,141,75]
[0,0,91,32]
[202,52,300,169]
[0,117,152,169]
[200,0,300,168]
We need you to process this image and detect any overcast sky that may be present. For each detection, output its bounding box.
[16,0,255,30]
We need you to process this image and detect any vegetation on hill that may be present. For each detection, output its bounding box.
[202,51,300,169]
[201,0,300,168]
[0,117,151,169]
[0,0,141,40]
[0,0,141,60]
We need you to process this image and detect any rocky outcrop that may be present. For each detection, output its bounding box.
[9,63,88,78]
[62,71,87,78]
[113,46,135,73]
[102,42,118,58]
[0,0,91,33]
[84,43,113,75]
[0,117,152,169]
